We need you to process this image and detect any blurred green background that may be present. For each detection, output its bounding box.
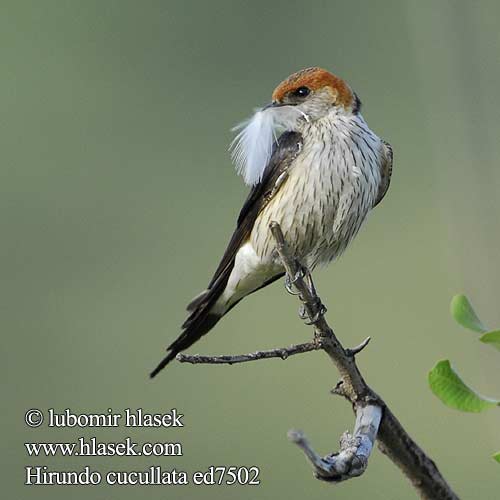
[3,1,499,498]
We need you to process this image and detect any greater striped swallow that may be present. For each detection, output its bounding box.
[151,67,392,377]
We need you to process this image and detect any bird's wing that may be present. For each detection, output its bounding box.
[207,130,303,289]
[183,130,303,334]
[149,131,303,376]
[373,140,393,208]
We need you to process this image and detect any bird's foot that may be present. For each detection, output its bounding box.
[303,299,327,325]
[298,299,327,324]
[298,304,308,320]
[284,263,307,295]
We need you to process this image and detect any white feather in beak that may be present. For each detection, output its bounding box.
[230,105,307,186]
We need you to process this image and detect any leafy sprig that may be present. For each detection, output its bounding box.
[428,295,499,462]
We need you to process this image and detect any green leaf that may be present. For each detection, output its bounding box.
[450,294,487,333]
[428,360,500,412]
[479,330,500,351]
[493,452,500,464]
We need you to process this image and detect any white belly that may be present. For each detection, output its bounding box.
[212,242,282,313]
[251,118,382,269]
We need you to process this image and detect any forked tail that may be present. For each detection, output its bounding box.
[149,307,222,378]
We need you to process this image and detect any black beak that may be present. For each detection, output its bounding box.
[262,100,290,110]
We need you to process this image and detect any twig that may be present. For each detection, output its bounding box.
[288,405,382,482]
[176,341,321,364]
[345,336,371,357]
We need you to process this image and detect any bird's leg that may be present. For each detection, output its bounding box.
[303,301,328,325]
[300,264,328,324]
[284,260,307,296]
[285,261,327,324]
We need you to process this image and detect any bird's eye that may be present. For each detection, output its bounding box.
[293,86,310,98]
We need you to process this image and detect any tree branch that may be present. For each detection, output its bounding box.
[176,221,459,499]
[268,222,458,499]
[176,341,321,364]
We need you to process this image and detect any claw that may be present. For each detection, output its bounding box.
[298,304,308,320]
[285,273,300,295]
[292,262,318,297]
[284,264,306,295]
[303,300,327,325]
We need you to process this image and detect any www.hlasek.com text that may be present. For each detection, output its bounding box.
[25,437,182,457]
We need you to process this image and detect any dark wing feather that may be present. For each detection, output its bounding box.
[373,140,393,207]
[149,131,303,377]
[207,131,303,288]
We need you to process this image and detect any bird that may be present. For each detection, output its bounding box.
[150,67,393,378]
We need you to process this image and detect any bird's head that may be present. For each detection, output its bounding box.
[270,67,359,122]
[230,67,359,186]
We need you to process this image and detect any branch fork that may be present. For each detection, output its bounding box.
[177,222,458,499]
